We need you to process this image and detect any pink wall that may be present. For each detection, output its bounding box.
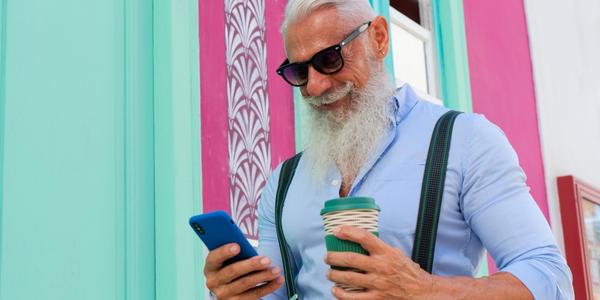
[463,0,549,222]
[267,0,296,167]
[199,0,295,237]
[199,0,229,214]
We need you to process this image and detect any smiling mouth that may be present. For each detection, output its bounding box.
[312,91,352,110]
[307,93,342,107]
[321,97,346,109]
[311,95,351,112]
[305,82,354,108]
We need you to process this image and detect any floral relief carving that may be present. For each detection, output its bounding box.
[225,0,270,242]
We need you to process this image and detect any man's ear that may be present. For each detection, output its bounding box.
[369,16,390,59]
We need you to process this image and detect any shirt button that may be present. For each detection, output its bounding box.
[331,179,340,186]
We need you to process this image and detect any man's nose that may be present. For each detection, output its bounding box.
[305,66,332,97]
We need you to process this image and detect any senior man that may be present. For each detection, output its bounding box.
[203,0,574,299]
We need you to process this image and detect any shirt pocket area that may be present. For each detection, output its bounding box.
[367,163,425,182]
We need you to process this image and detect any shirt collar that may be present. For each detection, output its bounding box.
[390,83,420,126]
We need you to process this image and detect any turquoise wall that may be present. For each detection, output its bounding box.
[153,0,203,298]
[432,0,473,112]
[0,0,202,299]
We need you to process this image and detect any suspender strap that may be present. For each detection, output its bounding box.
[275,152,303,300]
[411,110,461,273]
[273,110,461,298]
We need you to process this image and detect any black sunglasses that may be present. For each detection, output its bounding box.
[276,21,372,87]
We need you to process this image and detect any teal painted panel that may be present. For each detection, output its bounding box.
[0,1,126,299]
[191,0,204,296]
[124,0,156,298]
[0,0,7,294]
[293,88,309,152]
[153,0,203,299]
[432,0,473,112]
[0,0,156,299]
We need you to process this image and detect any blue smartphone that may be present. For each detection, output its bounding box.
[189,210,258,266]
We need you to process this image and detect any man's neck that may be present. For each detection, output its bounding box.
[339,172,356,197]
[339,181,351,197]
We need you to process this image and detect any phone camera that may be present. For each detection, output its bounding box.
[194,224,205,235]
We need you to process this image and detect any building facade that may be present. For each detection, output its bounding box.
[0,0,598,299]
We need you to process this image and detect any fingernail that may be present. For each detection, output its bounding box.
[229,244,239,254]
[332,227,341,234]
[277,276,285,284]
[260,257,271,265]
[271,266,281,275]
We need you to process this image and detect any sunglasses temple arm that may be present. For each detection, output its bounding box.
[340,21,371,47]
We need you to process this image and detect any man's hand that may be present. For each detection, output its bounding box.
[324,226,434,300]
[204,243,284,300]
[325,226,535,300]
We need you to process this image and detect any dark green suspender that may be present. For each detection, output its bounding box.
[275,152,303,300]
[411,110,461,272]
[274,110,461,298]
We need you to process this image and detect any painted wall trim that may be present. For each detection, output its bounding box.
[293,88,308,152]
[431,0,472,112]
[0,0,7,293]
[153,0,202,299]
[124,0,156,299]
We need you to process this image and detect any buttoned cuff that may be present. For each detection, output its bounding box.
[502,260,572,300]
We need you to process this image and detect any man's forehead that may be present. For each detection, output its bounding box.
[283,7,347,62]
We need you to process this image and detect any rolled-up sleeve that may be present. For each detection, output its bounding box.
[257,165,287,299]
[460,115,574,299]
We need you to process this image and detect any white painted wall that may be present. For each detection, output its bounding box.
[524,0,600,251]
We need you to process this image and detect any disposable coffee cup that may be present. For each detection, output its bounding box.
[320,197,380,292]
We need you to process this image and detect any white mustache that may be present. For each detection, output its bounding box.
[303,82,354,107]
[302,65,394,186]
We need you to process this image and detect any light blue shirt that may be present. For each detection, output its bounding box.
[258,84,573,299]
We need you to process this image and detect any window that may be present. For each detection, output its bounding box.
[389,0,441,104]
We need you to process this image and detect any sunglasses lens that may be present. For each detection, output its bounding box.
[314,48,343,74]
[281,64,308,86]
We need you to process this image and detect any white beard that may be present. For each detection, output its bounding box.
[302,66,395,185]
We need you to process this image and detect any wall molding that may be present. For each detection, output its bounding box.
[153,0,202,299]
[0,0,7,293]
[431,0,472,112]
[123,0,156,299]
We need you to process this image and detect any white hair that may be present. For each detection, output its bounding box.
[302,56,395,185]
[281,0,376,36]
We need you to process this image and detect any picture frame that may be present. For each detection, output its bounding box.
[557,175,600,300]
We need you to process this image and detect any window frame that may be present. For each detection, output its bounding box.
[557,175,600,300]
[389,4,440,104]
